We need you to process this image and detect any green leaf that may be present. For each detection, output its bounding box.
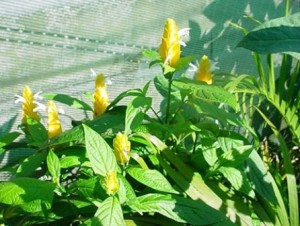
[60,155,82,169]
[16,151,47,177]
[69,177,106,201]
[26,118,48,147]
[218,166,254,197]
[127,167,178,194]
[238,12,300,54]
[43,93,93,111]
[0,131,20,148]
[47,150,61,184]
[135,194,233,225]
[108,89,144,109]
[245,151,277,204]
[173,78,237,110]
[83,125,117,176]
[93,196,125,226]
[0,178,55,212]
[124,96,152,134]
[142,49,160,61]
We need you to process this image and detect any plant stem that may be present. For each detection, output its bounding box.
[165,74,173,123]
[285,0,290,16]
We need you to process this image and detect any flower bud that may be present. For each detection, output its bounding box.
[195,55,213,84]
[113,132,131,165]
[105,171,119,195]
[47,101,62,138]
[93,73,109,118]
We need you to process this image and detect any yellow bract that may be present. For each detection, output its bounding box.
[195,55,213,84]
[22,86,40,124]
[105,171,119,195]
[113,132,131,165]
[159,18,180,68]
[47,101,62,139]
[93,73,109,118]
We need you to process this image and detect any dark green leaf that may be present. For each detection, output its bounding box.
[16,151,47,177]
[0,178,55,212]
[218,166,254,197]
[93,196,125,226]
[83,125,117,176]
[246,151,277,204]
[26,118,48,147]
[136,194,233,225]
[238,13,300,54]
[43,93,93,111]
[108,89,144,109]
[127,167,178,194]
[0,132,20,148]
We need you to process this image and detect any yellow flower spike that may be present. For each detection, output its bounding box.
[21,86,41,124]
[105,171,119,195]
[159,18,181,68]
[195,55,213,84]
[47,101,62,139]
[93,73,109,118]
[113,132,131,165]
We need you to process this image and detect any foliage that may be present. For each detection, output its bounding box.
[0,5,299,226]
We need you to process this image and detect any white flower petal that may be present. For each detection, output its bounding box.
[33,101,46,112]
[14,95,25,104]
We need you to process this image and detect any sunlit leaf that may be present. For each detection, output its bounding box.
[0,178,55,212]
[127,167,178,194]
[83,125,117,176]
[93,196,125,226]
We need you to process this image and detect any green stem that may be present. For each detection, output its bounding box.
[165,74,173,123]
[285,0,290,16]
[267,54,275,94]
[253,53,267,93]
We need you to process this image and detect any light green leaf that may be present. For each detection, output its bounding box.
[83,124,117,176]
[127,167,178,194]
[238,12,300,54]
[47,150,61,184]
[60,156,82,169]
[173,78,237,110]
[0,178,55,212]
[124,96,152,134]
[93,196,125,226]
[136,194,233,225]
[43,93,93,111]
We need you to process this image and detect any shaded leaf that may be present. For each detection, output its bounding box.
[16,151,47,177]
[238,13,300,54]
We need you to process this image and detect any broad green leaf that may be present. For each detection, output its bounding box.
[218,166,254,197]
[0,131,20,148]
[127,167,178,194]
[60,155,82,168]
[118,174,137,201]
[135,194,233,225]
[48,111,125,147]
[26,118,48,147]
[47,150,61,184]
[238,12,300,54]
[83,125,117,176]
[124,96,152,134]
[16,151,47,177]
[108,89,144,109]
[245,151,277,204]
[43,93,93,111]
[0,178,55,212]
[93,196,125,226]
[173,78,237,110]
